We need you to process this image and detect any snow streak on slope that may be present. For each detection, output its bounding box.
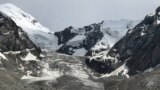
[0,3,59,50]
[101,63,129,78]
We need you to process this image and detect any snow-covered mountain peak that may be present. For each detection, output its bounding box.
[0,3,50,33]
[0,3,59,50]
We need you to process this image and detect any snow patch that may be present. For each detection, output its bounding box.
[141,32,145,36]
[102,63,129,78]
[21,52,37,61]
[144,67,154,73]
[71,69,89,78]
[157,20,160,24]
[148,12,155,16]
[3,51,21,54]
[27,70,61,83]
[21,61,62,83]
[21,71,35,80]
[0,53,8,60]
[73,48,87,56]
[70,35,85,42]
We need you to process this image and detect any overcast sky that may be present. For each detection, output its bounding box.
[0,0,160,31]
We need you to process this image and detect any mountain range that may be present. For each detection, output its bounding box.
[0,3,160,90]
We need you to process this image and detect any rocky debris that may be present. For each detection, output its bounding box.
[103,66,160,90]
[0,49,105,90]
[0,49,44,90]
[0,70,34,90]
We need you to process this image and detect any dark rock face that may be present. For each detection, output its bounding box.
[85,58,113,74]
[82,27,103,50]
[108,12,160,75]
[56,23,103,55]
[0,13,40,52]
[55,26,77,45]
[86,6,160,75]
[155,6,160,20]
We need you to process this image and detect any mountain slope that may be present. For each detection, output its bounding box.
[0,8,102,90]
[86,6,160,77]
[0,5,44,89]
[103,65,160,90]
[0,4,104,90]
[0,3,59,50]
[0,12,39,52]
[0,3,139,55]
[55,20,139,56]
